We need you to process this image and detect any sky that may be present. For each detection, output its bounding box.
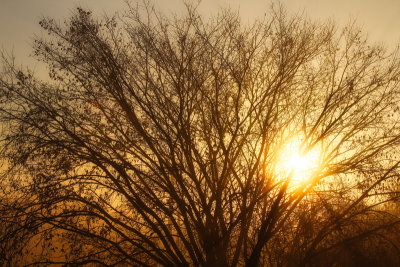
[1,0,400,72]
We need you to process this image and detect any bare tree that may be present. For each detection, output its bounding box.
[2,3,400,266]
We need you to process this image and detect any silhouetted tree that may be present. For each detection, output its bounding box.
[2,3,400,266]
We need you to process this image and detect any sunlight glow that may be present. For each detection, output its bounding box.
[276,138,321,185]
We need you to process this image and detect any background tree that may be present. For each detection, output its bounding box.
[2,2,400,266]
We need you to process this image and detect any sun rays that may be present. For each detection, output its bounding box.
[275,137,322,185]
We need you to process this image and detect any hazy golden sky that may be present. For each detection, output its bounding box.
[1,0,400,69]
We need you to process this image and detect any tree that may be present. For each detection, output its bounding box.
[2,2,400,266]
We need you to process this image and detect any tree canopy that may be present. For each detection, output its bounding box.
[2,3,400,266]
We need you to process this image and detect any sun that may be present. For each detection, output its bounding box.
[276,137,321,184]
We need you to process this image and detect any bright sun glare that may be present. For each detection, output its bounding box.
[276,138,321,184]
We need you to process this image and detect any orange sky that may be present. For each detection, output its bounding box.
[1,0,400,70]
